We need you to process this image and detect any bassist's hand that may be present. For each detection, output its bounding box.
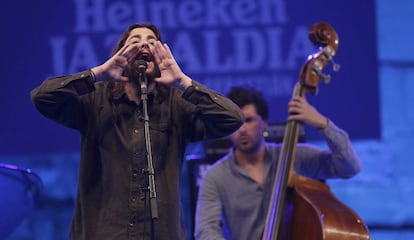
[287,96,328,130]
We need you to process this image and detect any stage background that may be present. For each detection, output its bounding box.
[0,0,413,239]
[0,0,380,154]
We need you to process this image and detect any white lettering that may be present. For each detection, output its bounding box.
[107,2,133,31]
[285,26,314,68]
[67,36,99,73]
[260,0,288,24]
[178,2,204,28]
[205,0,233,26]
[73,0,105,32]
[171,32,203,72]
[133,0,148,22]
[72,0,290,32]
[49,0,306,99]
[104,34,121,54]
[232,29,266,69]
[203,30,235,72]
[232,0,257,25]
[49,37,67,75]
[149,2,177,28]
[267,27,284,70]
[172,27,307,73]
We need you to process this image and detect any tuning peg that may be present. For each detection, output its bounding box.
[331,59,340,72]
[312,60,331,84]
[317,71,331,84]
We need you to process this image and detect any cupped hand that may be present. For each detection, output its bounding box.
[149,41,192,90]
[91,43,140,82]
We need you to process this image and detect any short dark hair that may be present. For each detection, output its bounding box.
[226,86,269,121]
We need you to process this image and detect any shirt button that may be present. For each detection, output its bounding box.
[129,222,134,227]
[131,197,136,202]
[133,129,139,134]
[195,86,199,90]
[60,82,65,86]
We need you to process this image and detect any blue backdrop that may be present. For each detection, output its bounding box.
[3,1,414,240]
[0,0,379,154]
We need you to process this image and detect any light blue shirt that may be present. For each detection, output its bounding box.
[195,121,361,240]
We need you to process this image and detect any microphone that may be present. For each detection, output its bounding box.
[135,59,148,73]
[135,59,148,93]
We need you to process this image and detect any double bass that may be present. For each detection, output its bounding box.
[261,22,370,240]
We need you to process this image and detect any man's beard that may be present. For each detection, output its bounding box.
[124,60,161,86]
[235,137,263,155]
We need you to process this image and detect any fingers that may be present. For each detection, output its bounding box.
[116,43,140,63]
[287,96,327,128]
[162,43,174,59]
[118,75,129,82]
[150,41,173,64]
[287,96,307,119]
[288,98,303,110]
[112,56,129,68]
[116,44,130,56]
[149,42,161,64]
[290,96,307,104]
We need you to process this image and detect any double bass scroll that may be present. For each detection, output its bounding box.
[261,22,370,240]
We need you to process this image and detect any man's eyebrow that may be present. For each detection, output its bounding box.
[128,34,157,40]
[129,34,141,38]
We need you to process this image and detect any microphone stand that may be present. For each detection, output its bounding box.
[136,60,158,239]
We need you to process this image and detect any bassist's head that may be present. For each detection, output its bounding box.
[226,86,269,155]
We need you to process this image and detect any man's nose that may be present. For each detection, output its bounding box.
[238,123,247,132]
[138,42,150,49]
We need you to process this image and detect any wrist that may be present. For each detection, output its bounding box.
[173,74,192,91]
[89,69,97,82]
[317,118,329,130]
[90,66,103,82]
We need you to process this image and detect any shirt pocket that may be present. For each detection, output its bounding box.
[149,121,172,168]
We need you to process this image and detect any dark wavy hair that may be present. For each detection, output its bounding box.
[226,86,269,121]
[108,23,163,96]
[111,23,162,55]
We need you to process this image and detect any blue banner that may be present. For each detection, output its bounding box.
[1,0,379,154]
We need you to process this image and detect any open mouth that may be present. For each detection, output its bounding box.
[137,50,153,62]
